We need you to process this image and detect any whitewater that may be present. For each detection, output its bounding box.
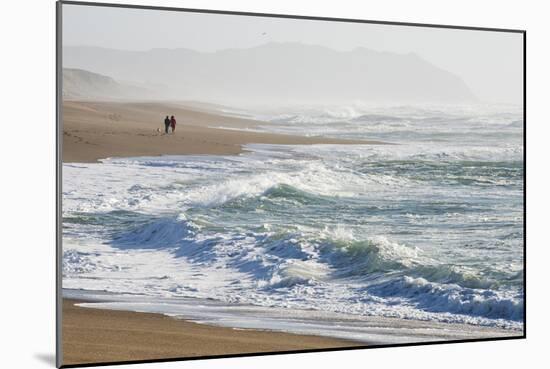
[62,103,524,343]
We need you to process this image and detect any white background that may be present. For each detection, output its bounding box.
[0,0,546,368]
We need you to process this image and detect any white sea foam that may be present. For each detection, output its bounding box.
[64,291,519,344]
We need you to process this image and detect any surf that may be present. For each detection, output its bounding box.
[62,103,524,332]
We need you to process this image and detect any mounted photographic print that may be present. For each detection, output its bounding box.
[56,1,525,367]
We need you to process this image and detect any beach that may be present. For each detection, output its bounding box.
[61,100,524,365]
[61,100,381,366]
[62,100,385,163]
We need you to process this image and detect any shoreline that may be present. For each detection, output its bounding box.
[62,100,389,163]
[60,99,524,366]
[62,298,362,366]
[61,290,523,366]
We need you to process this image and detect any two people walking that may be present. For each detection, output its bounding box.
[164,115,177,134]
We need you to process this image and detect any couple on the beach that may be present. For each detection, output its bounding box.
[164,115,177,134]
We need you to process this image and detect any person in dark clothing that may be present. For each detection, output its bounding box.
[164,115,171,134]
[170,115,176,133]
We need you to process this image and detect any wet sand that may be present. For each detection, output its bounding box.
[61,298,361,366]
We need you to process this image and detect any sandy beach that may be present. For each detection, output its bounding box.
[61,101,372,366]
[61,298,361,366]
[61,100,371,366]
[60,99,524,366]
[62,100,386,163]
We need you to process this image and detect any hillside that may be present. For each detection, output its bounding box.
[62,68,153,100]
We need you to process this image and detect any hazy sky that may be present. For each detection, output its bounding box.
[63,4,523,104]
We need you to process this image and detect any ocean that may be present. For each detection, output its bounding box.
[62,103,524,343]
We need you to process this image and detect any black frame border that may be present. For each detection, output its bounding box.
[56,1,527,368]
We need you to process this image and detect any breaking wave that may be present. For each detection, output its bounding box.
[62,103,524,331]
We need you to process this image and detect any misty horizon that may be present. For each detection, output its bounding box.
[63,42,484,107]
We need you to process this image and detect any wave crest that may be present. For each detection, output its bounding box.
[368,276,523,321]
